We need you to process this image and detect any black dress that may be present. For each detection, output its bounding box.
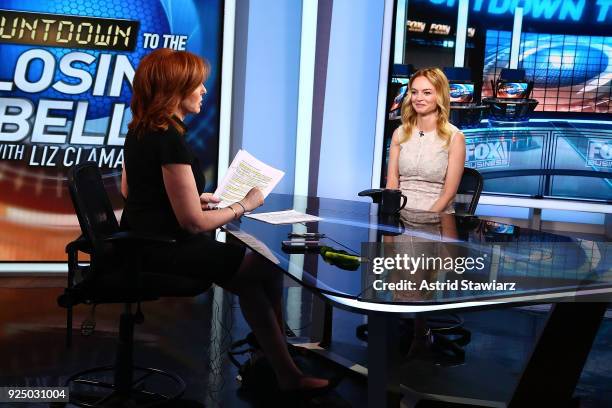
[121,118,244,286]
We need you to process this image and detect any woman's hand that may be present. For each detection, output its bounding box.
[200,193,221,210]
[240,187,264,212]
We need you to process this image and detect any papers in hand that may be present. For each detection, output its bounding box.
[212,150,285,208]
[245,210,322,225]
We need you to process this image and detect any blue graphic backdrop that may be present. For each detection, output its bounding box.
[483,30,611,113]
[0,0,224,261]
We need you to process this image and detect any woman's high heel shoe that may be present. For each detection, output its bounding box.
[279,376,342,399]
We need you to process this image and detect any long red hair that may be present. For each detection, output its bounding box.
[129,48,210,136]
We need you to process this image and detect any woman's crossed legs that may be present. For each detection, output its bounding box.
[218,250,329,391]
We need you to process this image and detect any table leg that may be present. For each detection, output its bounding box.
[311,295,333,348]
[509,302,608,407]
[528,208,542,230]
[367,311,402,408]
[290,296,369,377]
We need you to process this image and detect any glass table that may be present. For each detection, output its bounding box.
[224,193,611,407]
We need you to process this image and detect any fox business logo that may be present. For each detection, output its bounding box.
[465,140,510,169]
[586,139,612,169]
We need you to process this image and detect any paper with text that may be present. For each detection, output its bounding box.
[228,230,280,264]
[245,210,322,225]
[213,150,285,208]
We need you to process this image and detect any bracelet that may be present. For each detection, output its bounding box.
[236,201,247,214]
[228,205,239,219]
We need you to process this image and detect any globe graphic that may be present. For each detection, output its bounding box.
[0,0,171,120]
[0,0,219,263]
[0,0,172,215]
[521,44,607,88]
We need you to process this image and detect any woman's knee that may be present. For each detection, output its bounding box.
[237,255,281,283]
[218,274,261,298]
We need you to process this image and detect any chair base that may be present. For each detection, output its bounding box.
[65,365,185,408]
[356,314,471,366]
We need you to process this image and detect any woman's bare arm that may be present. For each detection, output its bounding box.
[162,164,251,233]
[386,127,402,189]
[121,165,128,199]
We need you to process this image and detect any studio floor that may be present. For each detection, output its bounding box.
[1,276,611,407]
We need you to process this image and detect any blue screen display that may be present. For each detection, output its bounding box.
[449,82,475,103]
[462,124,611,201]
[390,84,408,112]
[497,82,529,98]
[483,30,612,113]
[0,0,225,261]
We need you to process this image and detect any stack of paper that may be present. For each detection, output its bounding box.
[212,150,285,208]
[245,209,322,225]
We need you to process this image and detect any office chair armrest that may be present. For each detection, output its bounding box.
[358,188,385,204]
[103,231,177,248]
[66,235,92,254]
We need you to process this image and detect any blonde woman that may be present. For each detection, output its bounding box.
[387,68,466,213]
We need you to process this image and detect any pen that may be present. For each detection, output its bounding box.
[282,240,320,247]
[288,232,325,238]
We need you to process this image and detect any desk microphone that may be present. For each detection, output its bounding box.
[419,130,424,137]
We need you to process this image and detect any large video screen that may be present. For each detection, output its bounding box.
[0,1,224,262]
[483,30,612,113]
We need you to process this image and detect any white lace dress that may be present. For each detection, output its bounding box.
[397,124,460,214]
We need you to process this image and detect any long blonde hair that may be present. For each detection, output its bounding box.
[400,67,452,146]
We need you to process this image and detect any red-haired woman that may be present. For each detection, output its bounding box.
[121,48,330,394]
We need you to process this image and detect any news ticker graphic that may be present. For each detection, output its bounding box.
[463,129,612,171]
[0,0,223,261]
[381,123,612,200]
[0,387,69,403]
[0,9,139,51]
[413,0,612,25]
[360,240,611,303]
[466,132,612,170]
[588,138,612,169]
[465,137,511,169]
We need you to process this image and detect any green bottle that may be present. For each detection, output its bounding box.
[320,246,362,271]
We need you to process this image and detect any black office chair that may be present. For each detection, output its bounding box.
[443,67,489,128]
[419,167,483,359]
[491,68,534,99]
[58,162,210,407]
[454,167,484,215]
[482,68,539,122]
[356,168,484,362]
